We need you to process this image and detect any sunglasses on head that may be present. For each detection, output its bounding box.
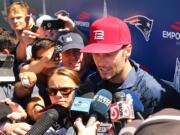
[47,87,78,96]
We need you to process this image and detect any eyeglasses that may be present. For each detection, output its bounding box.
[47,87,78,96]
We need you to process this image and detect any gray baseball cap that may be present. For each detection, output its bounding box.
[56,32,84,52]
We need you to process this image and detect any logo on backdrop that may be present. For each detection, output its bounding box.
[170,22,180,31]
[162,21,180,38]
[124,15,153,42]
[74,11,90,28]
[162,58,180,93]
[162,21,180,45]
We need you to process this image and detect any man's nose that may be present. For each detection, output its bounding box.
[13,18,19,23]
[56,91,63,98]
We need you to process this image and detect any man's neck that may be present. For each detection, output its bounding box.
[109,60,132,84]
[15,30,23,40]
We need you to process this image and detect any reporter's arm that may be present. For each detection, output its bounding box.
[16,30,39,61]
[20,56,56,74]
[14,81,33,98]
[3,122,31,135]
[0,99,27,122]
[14,71,37,99]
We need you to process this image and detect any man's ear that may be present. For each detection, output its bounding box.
[25,15,30,25]
[59,53,62,63]
[2,49,10,54]
[25,14,35,29]
[125,44,132,57]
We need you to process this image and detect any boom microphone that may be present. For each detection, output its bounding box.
[26,108,59,135]
[86,89,112,127]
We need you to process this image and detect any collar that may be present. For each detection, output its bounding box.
[118,59,140,89]
[118,67,137,89]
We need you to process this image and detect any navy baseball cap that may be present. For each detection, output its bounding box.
[56,32,84,52]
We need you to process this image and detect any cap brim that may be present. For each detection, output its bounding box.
[62,44,84,52]
[81,43,124,53]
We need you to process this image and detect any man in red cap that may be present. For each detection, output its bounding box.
[78,16,180,131]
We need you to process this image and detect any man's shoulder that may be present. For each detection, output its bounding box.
[135,67,163,91]
[88,72,102,82]
[133,67,165,105]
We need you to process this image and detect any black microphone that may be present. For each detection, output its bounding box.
[86,89,112,127]
[26,108,59,135]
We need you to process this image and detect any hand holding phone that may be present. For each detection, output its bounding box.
[21,76,31,88]
[54,10,70,17]
[51,45,62,62]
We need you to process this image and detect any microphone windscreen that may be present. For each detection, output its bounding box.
[53,105,69,119]
[121,90,144,113]
[80,92,95,99]
[26,108,59,135]
[113,91,126,102]
[92,89,112,115]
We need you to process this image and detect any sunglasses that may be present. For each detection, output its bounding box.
[47,87,78,96]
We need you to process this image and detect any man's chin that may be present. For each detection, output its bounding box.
[72,66,81,72]
[57,102,68,108]
[100,75,112,80]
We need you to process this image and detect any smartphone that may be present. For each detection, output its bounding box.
[31,25,39,33]
[51,45,62,62]
[41,19,65,30]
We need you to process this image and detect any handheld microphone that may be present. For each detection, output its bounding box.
[110,92,134,122]
[121,90,144,120]
[71,97,92,114]
[86,89,112,127]
[26,108,59,135]
[67,97,93,135]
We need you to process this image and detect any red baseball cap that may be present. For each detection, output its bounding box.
[81,16,131,53]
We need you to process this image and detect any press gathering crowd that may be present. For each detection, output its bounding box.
[1,2,180,135]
